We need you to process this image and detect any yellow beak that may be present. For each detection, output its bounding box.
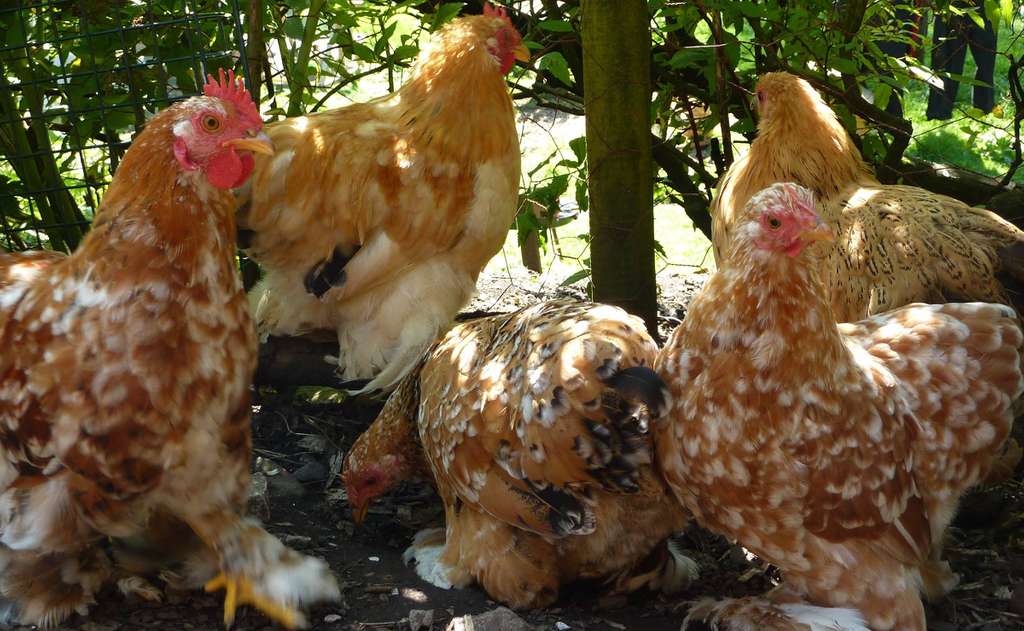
[225,132,274,156]
[513,44,531,64]
[352,503,369,525]
[801,220,835,244]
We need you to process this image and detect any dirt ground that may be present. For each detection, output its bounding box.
[13,269,1024,631]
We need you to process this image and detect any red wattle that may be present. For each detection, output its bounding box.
[233,153,255,188]
[205,148,244,189]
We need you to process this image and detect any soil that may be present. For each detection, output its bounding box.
[11,269,1024,631]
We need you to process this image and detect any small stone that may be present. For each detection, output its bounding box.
[293,460,328,483]
[369,556,380,562]
[409,608,434,631]
[446,607,537,631]
[257,456,281,476]
[324,614,343,623]
[555,623,570,631]
[281,533,312,548]
[267,469,305,498]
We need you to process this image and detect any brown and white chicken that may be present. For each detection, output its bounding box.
[711,72,1024,323]
[343,300,697,608]
[658,183,1022,631]
[0,72,338,628]
[237,4,527,393]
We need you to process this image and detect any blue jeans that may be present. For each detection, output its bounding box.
[926,0,997,120]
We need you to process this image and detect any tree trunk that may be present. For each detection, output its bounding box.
[581,0,658,335]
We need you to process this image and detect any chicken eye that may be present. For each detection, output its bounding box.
[767,216,782,230]
[200,115,221,132]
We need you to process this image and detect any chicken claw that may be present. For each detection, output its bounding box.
[205,573,304,629]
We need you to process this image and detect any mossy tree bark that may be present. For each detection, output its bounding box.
[582,0,658,336]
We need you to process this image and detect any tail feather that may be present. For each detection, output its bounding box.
[605,536,698,596]
[602,365,670,417]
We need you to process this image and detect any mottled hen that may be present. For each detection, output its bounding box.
[658,183,1022,631]
[344,300,696,608]
[0,72,338,628]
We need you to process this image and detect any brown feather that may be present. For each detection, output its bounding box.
[659,184,1022,631]
[712,72,1024,322]
[238,13,523,393]
[347,300,693,608]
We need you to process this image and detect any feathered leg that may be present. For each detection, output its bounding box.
[0,544,112,629]
[404,506,561,609]
[788,554,927,631]
[186,512,340,629]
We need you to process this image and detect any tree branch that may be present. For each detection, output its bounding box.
[650,133,712,239]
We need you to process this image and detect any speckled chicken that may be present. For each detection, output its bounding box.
[659,183,1022,631]
[237,4,527,394]
[711,72,1024,322]
[343,300,697,608]
[0,72,338,629]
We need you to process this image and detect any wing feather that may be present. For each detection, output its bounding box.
[419,301,662,538]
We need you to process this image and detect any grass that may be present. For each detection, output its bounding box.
[898,18,1023,185]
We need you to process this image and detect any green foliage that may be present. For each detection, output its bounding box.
[1,0,1020,268]
[0,0,241,251]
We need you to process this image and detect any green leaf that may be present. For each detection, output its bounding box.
[666,47,711,69]
[832,57,858,75]
[965,6,985,29]
[574,177,588,213]
[374,21,398,54]
[560,268,590,287]
[391,44,418,61]
[569,136,586,164]
[350,42,376,62]
[538,51,572,86]
[538,19,574,33]
[435,2,465,26]
[282,15,306,39]
[874,83,892,112]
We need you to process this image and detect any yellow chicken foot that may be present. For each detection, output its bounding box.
[205,573,304,629]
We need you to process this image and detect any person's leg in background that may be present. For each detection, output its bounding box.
[876,6,915,118]
[966,0,997,113]
[927,8,968,120]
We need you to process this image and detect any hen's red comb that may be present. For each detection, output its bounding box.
[203,68,262,127]
[483,2,511,23]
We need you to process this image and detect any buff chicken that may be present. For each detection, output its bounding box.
[343,300,697,608]
[658,183,1022,631]
[711,72,1024,323]
[237,3,527,394]
[0,71,338,628]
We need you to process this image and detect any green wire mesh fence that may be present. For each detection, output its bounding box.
[0,0,251,252]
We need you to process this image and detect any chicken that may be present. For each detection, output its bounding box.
[343,300,697,608]
[0,249,66,294]
[657,183,1022,631]
[710,72,1024,322]
[0,71,339,628]
[237,3,527,394]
